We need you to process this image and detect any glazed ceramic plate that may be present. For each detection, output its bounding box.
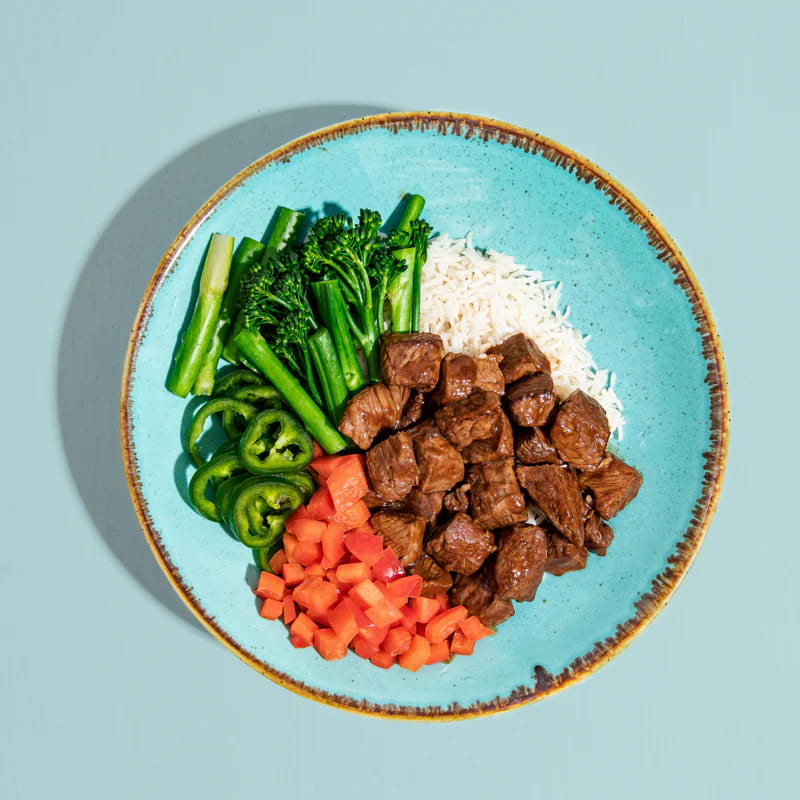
[121,112,727,719]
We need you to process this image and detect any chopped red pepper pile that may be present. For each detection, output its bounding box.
[253,451,494,669]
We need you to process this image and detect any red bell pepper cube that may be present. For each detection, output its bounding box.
[425,606,469,644]
[335,562,371,585]
[459,616,494,641]
[344,532,384,566]
[307,487,336,522]
[426,641,450,664]
[364,598,403,628]
[411,596,441,624]
[332,500,371,530]
[327,601,359,646]
[282,562,306,587]
[314,628,348,661]
[352,634,380,660]
[398,605,418,632]
[398,635,431,672]
[348,578,385,608]
[383,574,423,599]
[371,548,405,583]
[290,634,311,648]
[282,595,297,624]
[381,627,412,656]
[348,522,375,535]
[292,577,339,613]
[259,598,283,620]
[254,571,286,601]
[289,612,318,646]
[357,624,389,647]
[283,533,298,562]
[293,541,322,567]
[449,629,475,656]
[321,522,346,566]
[370,652,397,669]
[268,549,287,575]
[290,519,327,543]
[326,457,370,511]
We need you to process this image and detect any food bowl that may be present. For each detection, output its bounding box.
[120,112,728,719]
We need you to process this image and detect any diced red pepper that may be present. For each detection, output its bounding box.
[326,457,370,511]
[290,634,311,648]
[282,595,297,624]
[371,548,405,583]
[383,574,423,599]
[344,532,384,566]
[398,605,418,632]
[291,519,327,543]
[321,521,347,565]
[364,598,403,628]
[336,562,371,585]
[314,628,348,661]
[332,500,371,529]
[259,598,283,620]
[282,562,305,587]
[327,601,359,645]
[411,596,441,624]
[349,578,385,609]
[398,635,431,672]
[307,487,336,521]
[459,615,494,641]
[426,641,450,664]
[341,597,372,629]
[293,541,322,567]
[268,549,288,575]
[425,606,469,644]
[289,612,319,646]
[305,563,327,578]
[292,577,339,613]
[306,606,332,626]
[357,625,389,647]
[449,629,475,656]
[381,627,412,656]
[352,634,380,660]
[283,533,298,562]
[348,522,375,535]
[254,571,286,601]
[370,652,397,669]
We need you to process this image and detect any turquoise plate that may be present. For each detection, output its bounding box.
[121,112,728,720]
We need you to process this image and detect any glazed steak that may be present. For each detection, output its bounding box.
[492,524,548,601]
[474,354,505,394]
[412,428,464,492]
[449,571,514,627]
[515,427,561,465]
[366,431,419,501]
[435,352,478,404]
[370,510,426,566]
[579,453,642,519]
[426,513,496,575]
[516,464,584,546]
[549,389,610,470]
[487,333,551,383]
[545,530,588,576]
[338,383,401,450]
[409,553,453,597]
[443,483,471,515]
[434,390,504,448]
[468,459,527,529]
[460,411,514,463]
[583,508,614,556]
[380,332,444,391]
[505,373,556,427]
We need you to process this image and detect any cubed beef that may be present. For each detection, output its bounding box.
[412,428,465,492]
[516,464,584,546]
[366,432,419,501]
[492,524,548,601]
[409,553,453,597]
[486,333,550,383]
[380,332,443,390]
[549,389,610,470]
[545,530,588,575]
[505,373,556,427]
[370,510,426,567]
[398,390,426,429]
[435,352,477,404]
[579,453,643,519]
[474,354,505,395]
[515,427,561,465]
[338,383,402,450]
[434,390,504,448]
[449,571,514,627]
[403,488,444,529]
[362,490,394,510]
[443,483,471,515]
[460,411,514,463]
[426,513,496,575]
[468,459,528,529]
[583,507,614,556]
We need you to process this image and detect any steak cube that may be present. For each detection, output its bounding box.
[474,354,505,395]
[434,390,504,448]
[366,432,419,501]
[338,383,402,450]
[549,389,610,470]
[505,373,556,427]
[370,510,426,567]
[468,459,527,529]
[426,513,496,575]
[443,483,471,515]
[492,524,548,601]
[579,453,643,519]
[412,428,465,492]
[460,411,514,463]
[515,427,561,465]
[449,571,514,627]
[487,333,550,383]
[516,464,584,546]
[409,553,453,597]
[403,488,444,529]
[545,530,588,576]
[583,507,614,556]
[435,352,477,404]
[380,332,444,390]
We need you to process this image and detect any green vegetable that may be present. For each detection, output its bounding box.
[275,469,315,502]
[238,408,314,475]
[215,473,250,527]
[234,328,347,454]
[386,248,415,333]
[167,233,235,397]
[222,384,284,435]
[212,368,264,397]
[186,397,257,467]
[188,451,245,521]
[308,328,348,422]
[192,237,265,395]
[225,476,305,549]
[396,193,426,233]
[252,546,276,572]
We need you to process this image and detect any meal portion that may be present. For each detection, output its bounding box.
[167,194,642,670]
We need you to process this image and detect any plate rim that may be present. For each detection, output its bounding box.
[119,110,729,721]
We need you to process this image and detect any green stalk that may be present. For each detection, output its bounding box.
[192,237,265,395]
[167,233,234,397]
[411,247,425,333]
[397,194,425,233]
[222,208,306,363]
[234,328,347,454]
[387,248,415,333]
[309,328,348,423]
[311,280,365,393]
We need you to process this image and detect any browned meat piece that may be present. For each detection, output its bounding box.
[338,383,401,450]
[579,453,643,519]
[380,332,444,390]
[449,571,514,627]
[403,489,444,528]
[505,373,556,427]
[468,459,527,529]
[435,352,477,404]
[460,411,514,463]
[443,483,471,515]
[370,510,426,567]
[362,490,394,510]
[409,554,453,597]
[515,427,561,465]
[366,432,419,501]
[487,333,550,383]
[412,428,464,492]
[398,390,425,429]
[426,513,496,575]
[516,464,584,546]
[583,507,614,556]
[434,390,504,448]
[545,530,588,576]
[492,524,548,601]
[549,389,610,470]
[474,354,505,394]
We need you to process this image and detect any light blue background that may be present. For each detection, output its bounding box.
[1,1,796,798]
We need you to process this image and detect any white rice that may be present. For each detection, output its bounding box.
[419,234,625,439]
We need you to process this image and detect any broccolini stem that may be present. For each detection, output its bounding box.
[234,329,347,454]
[397,194,425,233]
[309,328,349,423]
[193,237,265,395]
[299,341,323,407]
[167,233,235,397]
[387,248,415,333]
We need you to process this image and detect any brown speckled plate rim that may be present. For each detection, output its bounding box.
[119,111,729,721]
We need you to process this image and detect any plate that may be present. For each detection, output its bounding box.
[120,112,728,719]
